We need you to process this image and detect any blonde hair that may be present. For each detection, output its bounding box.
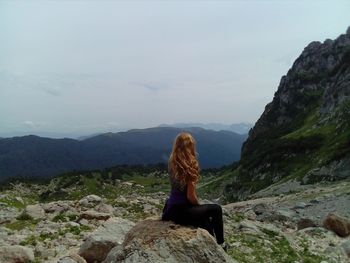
[168,132,200,187]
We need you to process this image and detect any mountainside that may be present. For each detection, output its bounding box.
[0,127,247,181]
[224,28,350,201]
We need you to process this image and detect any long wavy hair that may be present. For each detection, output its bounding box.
[168,132,200,187]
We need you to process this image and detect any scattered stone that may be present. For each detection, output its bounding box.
[323,213,350,237]
[310,198,321,204]
[79,210,111,221]
[238,220,261,234]
[294,202,307,209]
[94,203,115,214]
[78,195,102,208]
[42,201,75,214]
[105,218,236,263]
[78,217,135,262]
[0,245,34,263]
[22,204,46,219]
[297,218,318,230]
[253,203,269,215]
[58,253,87,263]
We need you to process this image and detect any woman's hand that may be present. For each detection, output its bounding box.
[187,181,200,205]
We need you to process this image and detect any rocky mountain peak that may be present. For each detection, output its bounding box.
[225,27,350,200]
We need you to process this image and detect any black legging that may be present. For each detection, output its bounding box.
[163,203,224,244]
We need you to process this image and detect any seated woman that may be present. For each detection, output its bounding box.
[161,132,227,251]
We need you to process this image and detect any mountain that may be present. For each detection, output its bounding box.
[0,126,247,181]
[158,122,253,134]
[223,27,350,201]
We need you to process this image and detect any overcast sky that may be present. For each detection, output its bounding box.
[0,0,349,137]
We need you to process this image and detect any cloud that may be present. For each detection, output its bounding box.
[23,121,36,128]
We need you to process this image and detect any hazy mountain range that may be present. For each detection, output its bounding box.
[158,122,253,134]
[0,122,252,140]
[0,126,247,182]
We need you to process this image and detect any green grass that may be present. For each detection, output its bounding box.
[0,197,25,209]
[227,228,328,263]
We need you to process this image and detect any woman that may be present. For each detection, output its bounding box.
[161,132,227,251]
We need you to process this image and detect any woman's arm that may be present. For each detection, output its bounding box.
[187,181,200,205]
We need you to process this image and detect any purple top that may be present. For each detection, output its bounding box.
[162,171,190,220]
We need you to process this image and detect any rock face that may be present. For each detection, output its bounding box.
[0,245,34,263]
[323,213,350,237]
[103,218,236,263]
[225,26,350,201]
[79,217,135,263]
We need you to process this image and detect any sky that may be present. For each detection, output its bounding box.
[0,0,349,137]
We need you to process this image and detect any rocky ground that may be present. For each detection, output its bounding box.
[0,178,349,263]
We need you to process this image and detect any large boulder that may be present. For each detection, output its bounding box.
[103,218,236,263]
[0,245,34,263]
[323,213,350,237]
[78,217,135,263]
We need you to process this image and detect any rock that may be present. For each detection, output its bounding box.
[101,245,122,263]
[253,203,269,215]
[58,253,87,263]
[341,240,350,258]
[0,207,20,224]
[79,210,111,221]
[293,202,307,209]
[78,195,102,207]
[14,196,24,203]
[95,203,115,214]
[238,220,261,234]
[78,217,135,262]
[42,200,75,214]
[309,198,321,204]
[22,204,46,219]
[297,218,318,230]
[323,213,350,237]
[0,245,34,263]
[105,218,236,263]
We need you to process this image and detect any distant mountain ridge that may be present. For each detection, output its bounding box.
[0,126,247,181]
[158,122,253,134]
[223,27,350,201]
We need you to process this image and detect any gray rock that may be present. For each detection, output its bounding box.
[294,202,307,209]
[79,210,111,221]
[0,245,34,263]
[42,200,75,214]
[58,253,87,263]
[78,195,102,208]
[22,204,46,219]
[107,218,236,263]
[78,217,135,262]
[95,203,115,214]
